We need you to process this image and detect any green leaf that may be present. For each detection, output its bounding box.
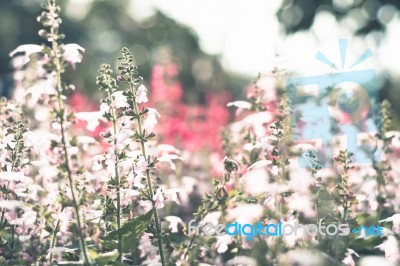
[122,235,140,252]
[103,210,153,241]
[90,249,118,265]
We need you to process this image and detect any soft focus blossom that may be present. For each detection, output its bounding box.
[158,154,183,170]
[112,91,129,108]
[380,214,400,234]
[227,101,251,110]
[9,44,42,64]
[165,216,183,233]
[164,188,180,205]
[215,234,234,253]
[63,43,85,66]
[144,108,160,132]
[342,248,360,266]
[153,189,165,209]
[136,84,148,103]
[75,111,103,131]
[375,236,400,261]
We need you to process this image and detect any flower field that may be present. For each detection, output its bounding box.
[1,1,400,265]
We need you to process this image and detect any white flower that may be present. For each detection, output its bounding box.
[165,216,183,233]
[247,160,272,171]
[139,200,152,212]
[134,156,148,175]
[25,78,57,107]
[215,235,233,253]
[156,144,181,155]
[380,214,400,234]
[120,189,140,205]
[0,200,25,211]
[99,102,110,115]
[111,91,129,108]
[287,193,316,218]
[9,210,37,227]
[227,204,263,224]
[0,172,28,182]
[9,44,43,65]
[227,101,251,109]
[23,131,52,155]
[375,236,400,260]
[153,189,165,209]
[63,43,85,66]
[143,108,160,132]
[91,154,105,171]
[116,128,134,149]
[201,212,222,226]
[164,188,180,205]
[75,111,103,131]
[158,154,183,170]
[136,84,148,103]
[342,249,359,266]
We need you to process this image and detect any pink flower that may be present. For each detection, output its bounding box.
[9,44,43,65]
[134,156,148,175]
[136,85,148,103]
[164,188,180,205]
[143,108,160,132]
[120,189,140,205]
[139,200,152,212]
[63,43,85,66]
[153,189,165,209]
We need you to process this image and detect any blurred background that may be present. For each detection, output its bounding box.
[1,0,400,146]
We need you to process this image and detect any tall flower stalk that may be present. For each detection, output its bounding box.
[97,64,124,261]
[37,1,89,264]
[117,48,166,265]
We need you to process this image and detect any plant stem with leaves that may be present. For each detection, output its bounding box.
[39,1,90,264]
[117,48,166,266]
[97,64,124,261]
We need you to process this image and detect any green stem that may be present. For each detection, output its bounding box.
[129,81,166,266]
[0,130,21,229]
[49,4,90,264]
[110,92,123,262]
[49,214,61,262]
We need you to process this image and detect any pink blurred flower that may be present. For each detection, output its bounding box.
[164,188,180,205]
[153,189,165,209]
